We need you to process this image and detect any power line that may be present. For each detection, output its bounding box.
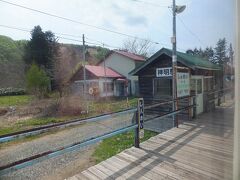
[85,37,105,45]
[0,24,86,44]
[177,16,206,47]
[0,24,94,45]
[0,24,120,49]
[0,24,30,33]
[0,0,161,45]
[85,37,123,49]
[0,23,187,52]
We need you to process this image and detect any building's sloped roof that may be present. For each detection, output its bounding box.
[86,65,124,78]
[113,50,145,61]
[173,49,221,70]
[130,48,221,75]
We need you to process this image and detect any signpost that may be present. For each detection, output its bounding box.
[138,98,144,139]
[176,72,190,97]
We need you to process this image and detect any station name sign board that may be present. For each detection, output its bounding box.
[138,98,144,139]
[156,67,172,77]
[176,72,190,97]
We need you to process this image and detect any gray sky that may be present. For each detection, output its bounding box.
[0,0,235,52]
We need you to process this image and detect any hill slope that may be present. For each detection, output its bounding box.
[0,35,110,88]
[0,35,26,88]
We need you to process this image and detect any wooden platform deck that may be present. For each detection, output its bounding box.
[68,106,234,180]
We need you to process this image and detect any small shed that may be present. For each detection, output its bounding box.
[130,48,221,115]
[70,65,127,97]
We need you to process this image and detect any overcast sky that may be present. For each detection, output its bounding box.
[0,0,235,53]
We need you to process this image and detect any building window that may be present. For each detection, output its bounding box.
[204,77,214,92]
[153,78,172,97]
[103,82,114,93]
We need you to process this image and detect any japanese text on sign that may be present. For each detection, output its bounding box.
[176,72,190,97]
[156,67,172,77]
[138,98,144,130]
[138,98,144,139]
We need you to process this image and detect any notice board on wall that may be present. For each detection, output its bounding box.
[176,72,190,97]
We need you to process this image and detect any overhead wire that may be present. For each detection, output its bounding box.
[0,24,122,49]
[0,24,160,51]
[177,16,206,47]
[0,0,162,45]
[165,7,204,51]
[0,0,191,52]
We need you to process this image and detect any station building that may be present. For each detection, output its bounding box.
[130,48,221,115]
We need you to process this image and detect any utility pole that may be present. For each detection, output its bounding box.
[171,0,186,127]
[103,43,107,99]
[172,0,177,127]
[82,34,86,97]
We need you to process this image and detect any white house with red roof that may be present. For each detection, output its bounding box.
[98,50,145,96]
[70,65,126,97]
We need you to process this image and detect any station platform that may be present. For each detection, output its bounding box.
[68,105,234,180]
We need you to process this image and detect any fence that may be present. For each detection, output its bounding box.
[204,88,233,112]
[0,95,196,176]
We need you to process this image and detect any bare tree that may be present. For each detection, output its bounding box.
[54,48,69,97]
[122,38,155,57]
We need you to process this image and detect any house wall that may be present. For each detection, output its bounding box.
[72,78,115,97]
[98,78,114,97]
[99,53,142,96]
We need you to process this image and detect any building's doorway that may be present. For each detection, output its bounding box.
[191,76,204,115]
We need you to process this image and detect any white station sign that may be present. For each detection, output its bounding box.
[156,67,172,77]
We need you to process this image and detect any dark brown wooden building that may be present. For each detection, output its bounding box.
[130,48,221,115]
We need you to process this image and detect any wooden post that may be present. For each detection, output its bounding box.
[217,91,221,106]
[188,96,191,120]
[193,96,197,119]
[176,98,179,128]
[134,98,144,148]
[188,68,191,120]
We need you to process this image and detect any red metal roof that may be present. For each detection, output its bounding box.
[85,65,124,78]
[113,50,145,61]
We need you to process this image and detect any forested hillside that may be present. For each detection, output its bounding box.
[0,35,109,88]
[0,35,26,88]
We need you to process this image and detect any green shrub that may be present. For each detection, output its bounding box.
[0,87,25,96]
[26,64,50,98]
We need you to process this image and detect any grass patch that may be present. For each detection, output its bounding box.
[0,95,32,107]
[0,97,138,138]
[0,117,68,136]
[93,130,157,164]
[89,97,138,114]
[0,126,17,136]
[16,117,66,127]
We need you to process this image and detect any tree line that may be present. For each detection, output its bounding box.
[24,26,234,98]
[186,38,234,66]
[24,25,109,98]
[24,25,60,98]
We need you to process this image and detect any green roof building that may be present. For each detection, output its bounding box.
[130,48,221,115]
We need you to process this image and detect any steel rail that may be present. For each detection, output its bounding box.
[0,108,137,143]
[0,124,138,175]
[0,102,196,175]
[0,96,197,143]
